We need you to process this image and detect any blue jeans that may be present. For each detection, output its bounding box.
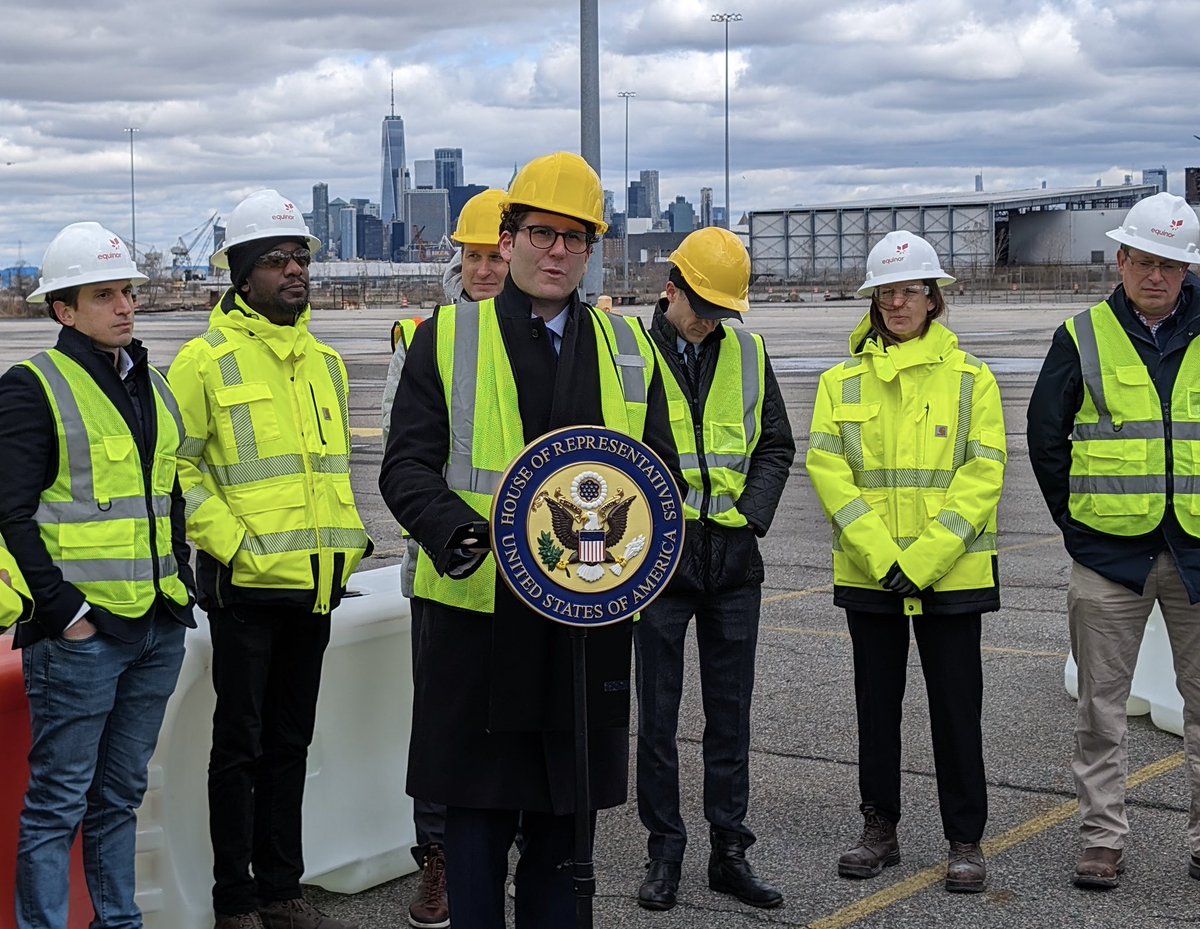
[16,618,186,929]
[634,584,761,862]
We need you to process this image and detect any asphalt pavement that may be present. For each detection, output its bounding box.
[1,298,1194,928]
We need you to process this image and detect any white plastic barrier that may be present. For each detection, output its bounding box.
[1064,603,1184,737]
[131,566,416,929]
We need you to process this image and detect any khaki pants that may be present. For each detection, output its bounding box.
[1068,553,1200,852]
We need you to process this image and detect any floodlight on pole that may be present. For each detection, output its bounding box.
[125,127,139,259]
[619,91,636,291]
[710,12,741,229]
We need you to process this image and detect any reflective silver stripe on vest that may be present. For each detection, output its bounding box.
[1072,420,1165,441]
[678,453,749,472]
[1072,309,1109,425]
[839,368,865,471]
[1069,474,1163,495]
[443,302,504,497]
[808,431,843,456]
[604,311,648,406]
[952,368,973,469]
[833,497,871,531]
[732,329,761,461]
[851,468,956,490]
[147,366,184,448]
[28,353,171,523]
[58,554,177,585]
[204,452,350,488]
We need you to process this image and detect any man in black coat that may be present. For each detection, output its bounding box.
[378,152,679,928]
[1028,193,1200,889]
[634,228,794,911]
[0,222,195,929]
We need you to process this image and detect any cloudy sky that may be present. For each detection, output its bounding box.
[2,0,1198,269]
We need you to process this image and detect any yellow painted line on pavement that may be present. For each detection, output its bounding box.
[806,752,1185,929]
[351,426,383,438]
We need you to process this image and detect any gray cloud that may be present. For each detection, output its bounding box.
[1,0,1198,268]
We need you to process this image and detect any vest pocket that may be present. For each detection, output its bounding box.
[58,521,138,603]
[707,421,746,454]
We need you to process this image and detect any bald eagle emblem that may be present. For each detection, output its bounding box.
[531,471,646,582]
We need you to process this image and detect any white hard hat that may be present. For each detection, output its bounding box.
[1105,192,1200,265]
[27,222,148,304]
[210,189,321,269]
[857,231,955,296]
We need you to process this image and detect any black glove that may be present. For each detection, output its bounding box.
[881,562,920,598]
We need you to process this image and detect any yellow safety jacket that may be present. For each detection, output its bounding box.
[653,327,765,527]
[413,300,656,612]
[806,318,1006,597]
[21,350,190,617]
[0,545,33,629]
[169,293,370,614]
[1066,301,1200,536]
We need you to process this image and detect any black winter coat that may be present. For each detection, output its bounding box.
[1027,278,1200,601]
[0,326,196,647]
[648,303,795,594]
[378,278,681,812]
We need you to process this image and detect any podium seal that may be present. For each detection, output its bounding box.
[490,425,682,626]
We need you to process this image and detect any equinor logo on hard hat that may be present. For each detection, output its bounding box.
[1152,221,1181,238]
[882,243,909,265]
[97,238,125,260]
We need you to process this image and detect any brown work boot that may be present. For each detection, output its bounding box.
[258,897,357,929]
[214,914,264,929]
[408,844,450,928]
[945,841,986,893]
[1073,846,1124,889]
[837,807,900,879]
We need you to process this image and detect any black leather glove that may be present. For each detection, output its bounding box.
[881,562,920,598]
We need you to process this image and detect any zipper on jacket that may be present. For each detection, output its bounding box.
[309,384,328,449]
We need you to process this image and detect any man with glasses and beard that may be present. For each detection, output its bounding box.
[1029,192,1200,890]
[379,152,679,928]
[169,190,370,929]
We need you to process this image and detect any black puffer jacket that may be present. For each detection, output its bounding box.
[648,302,795,593]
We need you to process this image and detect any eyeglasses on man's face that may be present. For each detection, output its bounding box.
[255,248,312,270]
[520,225,596,254]
[1126,256,1187,277]
[876,284,930,305]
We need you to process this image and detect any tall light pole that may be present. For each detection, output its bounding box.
[710,12,741,229]
[619,91,636,291]
[125,127,139,259]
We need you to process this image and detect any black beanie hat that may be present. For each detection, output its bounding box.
[227,235,306,291]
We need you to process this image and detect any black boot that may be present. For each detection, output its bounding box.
[837,806,900,879]
[638,859,681,911]
[707,828,783,909]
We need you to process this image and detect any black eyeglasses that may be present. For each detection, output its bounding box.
[255,248,312,269]
[520,225,596,254]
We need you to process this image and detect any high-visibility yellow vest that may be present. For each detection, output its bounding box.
[170,294,370,613]
[653,327,765,527]
[21,350,190,617]
[806,319,1006,593]
[1066,301,1200,537]
[413,300,656,612]
[391,317,421,354]
[0,545,32,629]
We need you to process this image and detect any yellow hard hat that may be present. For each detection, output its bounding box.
[453,189,507,246]
[669,227,750,316]
[504,152,608,235]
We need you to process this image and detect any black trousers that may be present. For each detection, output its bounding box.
[846,609,987,843]
[208,605,331,914]
[443,806,590,929]
[634,585,761,861]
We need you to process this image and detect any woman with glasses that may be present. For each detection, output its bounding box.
[806,230,1006,893]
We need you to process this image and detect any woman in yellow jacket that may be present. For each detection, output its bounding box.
[806,231,1006,894]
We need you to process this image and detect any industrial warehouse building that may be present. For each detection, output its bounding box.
[747,183,1179,282]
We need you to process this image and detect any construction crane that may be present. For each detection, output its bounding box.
[170,212,219,281]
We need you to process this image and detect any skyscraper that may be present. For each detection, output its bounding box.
[639,170,661,224]
[434,148,464,190]
[414,160,436,189]
[311,183,329,258]
[700,187,713,228]
[380,76,407,228]
[1187,168,1200,206]
[1142,166,1167,194]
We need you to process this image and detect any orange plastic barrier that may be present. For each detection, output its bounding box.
[0,646,91,929]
